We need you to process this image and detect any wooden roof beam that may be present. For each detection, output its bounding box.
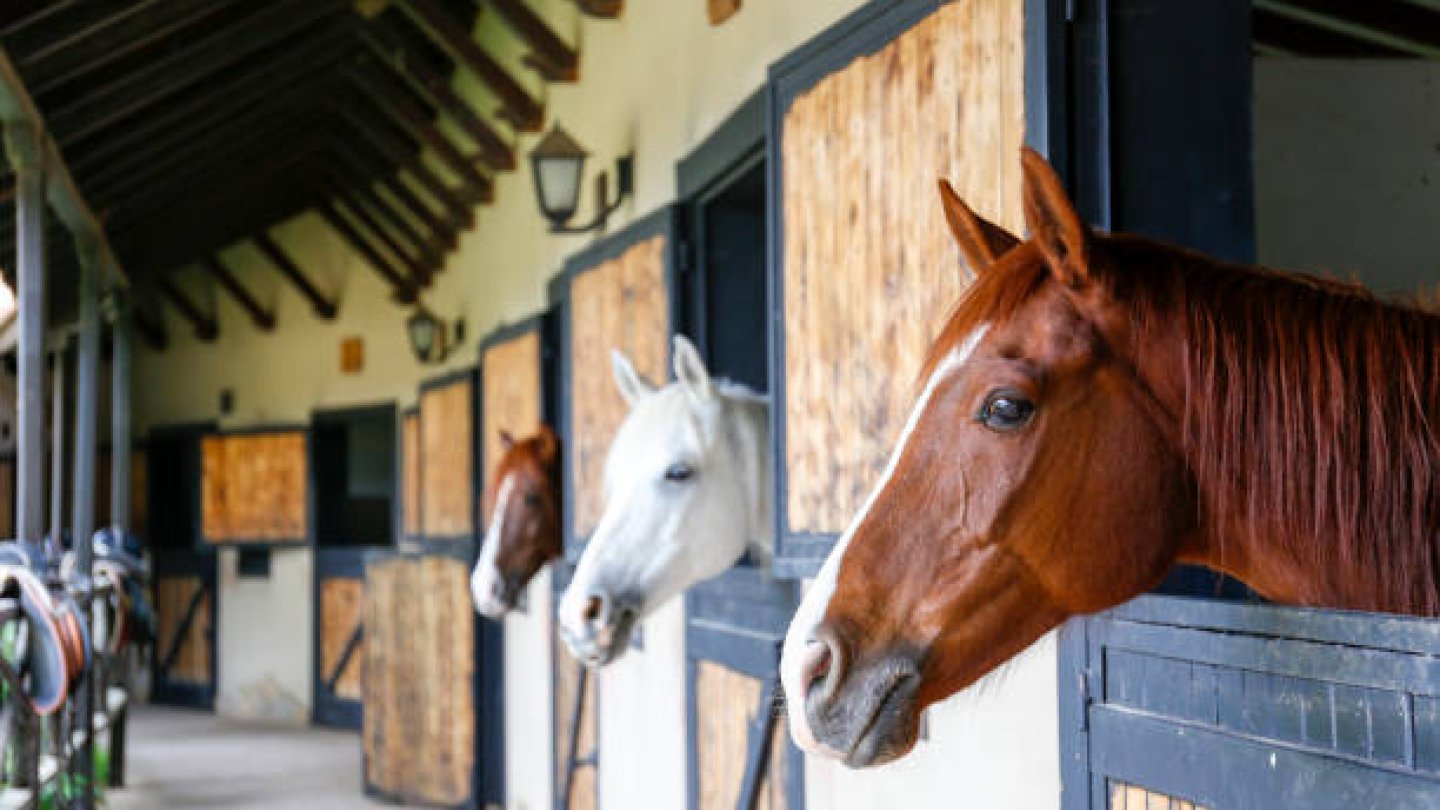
[321,160,446,273]
[49,1,341,145]
[323,171,435,287]
[157,278,218,342]
[354,21,516,170]
[394,0,543,130]
[575,0,622,19]
[1253,0,1440,58]
[333,139,461,251]
[489,0,579,82]
[334,103,484,224]
[203,255,275,331]
[130,299,169,350]
[344,65,495,198]
[316,200,420,304]
[252,232,338,321]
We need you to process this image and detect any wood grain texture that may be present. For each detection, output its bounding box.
[708,0,741,25]
[568,235,669,537]
[201,432,308,543]
[781,0,1025,533]
[363,555,475,805]
[320,577,365,700]
[1110,782,1204,810]
[156,576,211,684]
[420,378,474,539]
[482,330,542,515]
[402,412,422,537]
[696,660,787,810]
[553,624,598,810]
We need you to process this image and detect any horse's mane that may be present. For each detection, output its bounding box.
[926,236,1440,615]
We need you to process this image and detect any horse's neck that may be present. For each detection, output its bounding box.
[723,393,773,567]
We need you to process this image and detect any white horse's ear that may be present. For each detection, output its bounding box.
[611,349,656,406]
[672,334,713,403]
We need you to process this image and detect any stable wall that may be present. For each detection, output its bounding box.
[130,1,1060,808]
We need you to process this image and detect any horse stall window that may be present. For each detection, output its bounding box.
[145,425,217,709]
[1055,1,1440,807]
[311,404,396,729]
[767,0,1027,577]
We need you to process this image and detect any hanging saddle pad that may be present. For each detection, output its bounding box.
[0,563,71,716]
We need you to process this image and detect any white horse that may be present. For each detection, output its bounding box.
[557,335,771,666]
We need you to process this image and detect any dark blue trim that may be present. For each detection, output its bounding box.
[149,546,218,710]
[311,546,373,730]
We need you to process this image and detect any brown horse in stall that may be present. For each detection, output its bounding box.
[471,427,563,618]
[781,147,1440,768]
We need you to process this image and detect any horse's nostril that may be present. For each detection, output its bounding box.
[582,593,608,625]
[803,626,846,704]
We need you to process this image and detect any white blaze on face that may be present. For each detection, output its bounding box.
[471,474,515,618]
[780,325,989,755]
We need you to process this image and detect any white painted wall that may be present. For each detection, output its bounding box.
[504,567,555,810]
[1255,60,1440,296]
[213,545,313,724]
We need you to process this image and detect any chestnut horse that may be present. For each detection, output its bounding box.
[782,147,1440,768]
[470,427,562,618]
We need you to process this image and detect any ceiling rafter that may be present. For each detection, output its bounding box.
[489,0,579,81]
[158,277,218,342]
[203,255,276,332]
[252,232,339,322]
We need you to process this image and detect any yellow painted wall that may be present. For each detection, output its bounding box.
[131,2,1059,809]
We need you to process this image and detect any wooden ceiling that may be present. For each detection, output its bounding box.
[0,0,605,344]
[1254,0,1440,57]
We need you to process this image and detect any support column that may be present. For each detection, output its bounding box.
[5,121,46,556]
[49,341,64,556]
[71,236,100,809]
[110,296,131,532]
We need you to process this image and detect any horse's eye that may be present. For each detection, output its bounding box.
[523,492,542,508]
[979,391,1035,432]
[664,462,696,483]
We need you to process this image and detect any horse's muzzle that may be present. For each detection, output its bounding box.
[801,633,922,768]
[559,593,638,667]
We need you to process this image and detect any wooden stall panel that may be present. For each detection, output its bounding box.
[696,661,787,810]
[201,432,308,543]
[569,236,669,537]
[1110,782,1206,810]
[402,412,422,538]
[156,576,212,684]
[481,330,542,515]
[420,380,473,539]
[320,578,365,700]
[364,555,475,806]
[781,0,1025,534]
[553,627,598,810]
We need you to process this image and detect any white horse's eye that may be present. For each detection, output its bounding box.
[664,462,697,483]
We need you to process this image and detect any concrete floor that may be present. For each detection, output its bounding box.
[106,704,384,809]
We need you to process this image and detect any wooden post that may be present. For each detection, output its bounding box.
[71,236,101,809]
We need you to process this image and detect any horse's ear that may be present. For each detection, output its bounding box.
[672,334,714,403]
[1021,147,1091,287]
[499,430,516,452]
[534,425,559,465]
[938,179,1019,276]
[611,349,656,406]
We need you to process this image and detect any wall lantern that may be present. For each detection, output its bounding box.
[529,123,633,233]
[407,307,449,365]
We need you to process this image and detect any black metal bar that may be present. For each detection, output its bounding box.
[396,0,543,130]
[160,585,208,673]
[203,256,276,331]
[736,674,781,810]
[252,232,338,320]
[158,279,218,342]
[560,664,590,810]
[324,624,365,693]
[71,236,101,810]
